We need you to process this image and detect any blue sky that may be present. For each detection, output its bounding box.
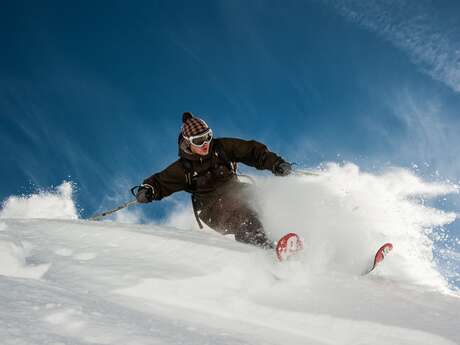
[1,0,460,228]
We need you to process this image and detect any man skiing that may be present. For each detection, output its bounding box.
[135,112,292,248]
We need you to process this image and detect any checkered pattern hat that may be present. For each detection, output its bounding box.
[181,112,209,138]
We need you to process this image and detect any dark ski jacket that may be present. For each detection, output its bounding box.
[143,137,284,205]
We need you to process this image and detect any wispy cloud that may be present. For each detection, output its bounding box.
[325,0,460,93]
[387,89,460,180]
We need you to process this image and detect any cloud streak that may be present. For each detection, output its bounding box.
[325,0,460,93]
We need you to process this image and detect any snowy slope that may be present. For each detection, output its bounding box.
[1,164,459,345]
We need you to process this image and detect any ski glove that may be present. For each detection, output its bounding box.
[273,160,292,176]
[135,184,154,203]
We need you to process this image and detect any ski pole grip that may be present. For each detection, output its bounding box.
[130,185,142,197]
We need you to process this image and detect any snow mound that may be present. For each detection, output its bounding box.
[0,215,458,344]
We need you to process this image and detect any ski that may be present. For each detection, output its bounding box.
[275,232,304,261]
[275,234,393,275]
[365,243,393,274]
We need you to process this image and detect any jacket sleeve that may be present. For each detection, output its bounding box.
[218,138,284,172]
[142,160,187,200]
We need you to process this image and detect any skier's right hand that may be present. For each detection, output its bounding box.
[135,184,154,203]
[273,160,292,176]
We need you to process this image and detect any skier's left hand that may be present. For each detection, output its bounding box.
[273,160,292,176]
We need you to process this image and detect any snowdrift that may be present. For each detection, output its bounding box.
[0,164,459,345]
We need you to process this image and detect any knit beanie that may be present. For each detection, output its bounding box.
[181,112,209,138]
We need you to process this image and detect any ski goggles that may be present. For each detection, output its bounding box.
[186,129,213,147]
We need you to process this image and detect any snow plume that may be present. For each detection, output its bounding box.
[162,198,217,233]
[0,181,79,220]
[256,163,458,291]
[163,202,200,231]
[325,0,460,93]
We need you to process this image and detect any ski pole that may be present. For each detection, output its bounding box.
[293,170,320,177]
[88,185,149,221]
[89,199,138,221]
[290,162,320,177]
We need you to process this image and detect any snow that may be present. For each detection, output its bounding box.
[0,181,78,219]
[0,233,50,279]
[0,164,459,345]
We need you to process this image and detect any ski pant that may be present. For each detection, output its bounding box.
[196,186,273,249]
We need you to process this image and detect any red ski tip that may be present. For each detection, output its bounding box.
[372,243,393,269]
[276,232,304,261]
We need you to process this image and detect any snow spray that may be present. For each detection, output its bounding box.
[257,163,458,291]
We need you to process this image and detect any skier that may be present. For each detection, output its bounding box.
[135,112,292,248]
